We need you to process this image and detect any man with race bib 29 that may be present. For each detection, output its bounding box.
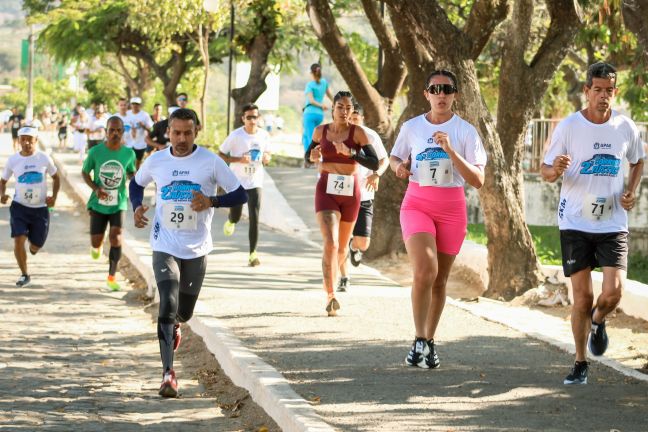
[542,62,645,385]
[129,108,247,398]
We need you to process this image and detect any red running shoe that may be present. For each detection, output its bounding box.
[158,369,178,398]
[173,324,181,352]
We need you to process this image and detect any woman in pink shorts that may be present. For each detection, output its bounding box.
[389,69,487,369]
[306,91,379,315]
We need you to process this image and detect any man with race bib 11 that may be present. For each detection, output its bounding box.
[542,62,645,385]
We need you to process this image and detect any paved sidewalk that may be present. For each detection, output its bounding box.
[0,136,277,431]
[52,146,648,431]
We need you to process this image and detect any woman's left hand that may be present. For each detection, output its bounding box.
[333,141,352,157]
[433,132,454,154]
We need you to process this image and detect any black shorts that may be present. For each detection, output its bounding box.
[89,209,124,235]
[353,200,374,238]
[559,230,628,277]
[133,148,146,161]
[10,201,50,247]
[11,129,19,139]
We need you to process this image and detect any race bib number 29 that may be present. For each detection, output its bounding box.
[162,203,198,230]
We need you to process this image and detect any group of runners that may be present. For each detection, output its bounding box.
[0,60,644,397]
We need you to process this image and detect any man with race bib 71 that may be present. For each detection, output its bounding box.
[542,62,645,385]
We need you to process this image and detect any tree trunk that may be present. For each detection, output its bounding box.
[622,0,648,61]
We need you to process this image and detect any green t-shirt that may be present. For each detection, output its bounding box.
[83,144,136,214]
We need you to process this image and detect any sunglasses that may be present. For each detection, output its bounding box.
[245,115,258,120]
[426,84,457,95]
[178,97,187,101]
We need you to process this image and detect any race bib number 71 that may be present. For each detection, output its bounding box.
[582,194,613,222]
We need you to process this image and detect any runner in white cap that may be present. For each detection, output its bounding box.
[1,127,60,287]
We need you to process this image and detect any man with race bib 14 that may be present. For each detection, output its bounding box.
[542,62,644,385]
[1,126,60,287]
[129,108,247,398]
[82,116,136,291]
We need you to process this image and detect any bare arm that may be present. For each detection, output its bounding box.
[307,93,328,110]
[47,173,60,207]
[621,159,645,210]
[541,154,572,183]
[0,178,8,204]
[218,151,249,164]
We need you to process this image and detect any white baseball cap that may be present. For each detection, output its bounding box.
[18,126,39,137]
[168,106,180,116]
[130,97,142,105]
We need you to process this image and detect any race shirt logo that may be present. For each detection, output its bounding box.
[249,147,262,162]
[593,142,612,150]
[579,154,620,177]
[415,147,450,165]
[99,160,124,189]
[160,180,201,202]
[17,171,43,184]
[172,170,190,176]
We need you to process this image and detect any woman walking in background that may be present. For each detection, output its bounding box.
[302,63,333,166]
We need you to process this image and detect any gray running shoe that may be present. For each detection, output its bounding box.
[16,274,31,287]
[337,277,349,292]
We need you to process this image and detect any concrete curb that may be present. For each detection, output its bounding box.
[49,148,335,432]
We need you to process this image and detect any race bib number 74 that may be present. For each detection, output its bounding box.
[326,174,354,196]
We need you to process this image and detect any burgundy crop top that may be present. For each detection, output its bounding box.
[320,124,362,164]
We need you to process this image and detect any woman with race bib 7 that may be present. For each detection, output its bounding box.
[390,70,487,369]
[306,91,379,316]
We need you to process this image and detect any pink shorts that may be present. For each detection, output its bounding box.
[400,182,467,255]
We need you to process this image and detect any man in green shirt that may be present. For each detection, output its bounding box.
[82,116,136,291]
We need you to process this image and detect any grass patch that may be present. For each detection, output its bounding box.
[466,224,648,284]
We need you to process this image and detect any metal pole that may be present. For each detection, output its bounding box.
[226,2,235,135]
[377,1,384,84]
[26,24,35,122]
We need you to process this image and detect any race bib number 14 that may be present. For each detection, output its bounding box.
[162,203,198,230]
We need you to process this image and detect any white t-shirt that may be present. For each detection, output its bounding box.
[135,146,241,259]
[113,113,131,145]
[390,114,487,188]
[1,151,57,208]
[358,125,388,201]
[543,110,645,233]
[125,110,153,150]
[219,127,271,190]
[89,114,108,140]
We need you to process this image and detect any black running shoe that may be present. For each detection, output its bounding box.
[564,361,588,385]
[425,339,440,369]
[588,308,608,356]
[16,274,31,287]
[348,239,362,267]
[405,337,430,368]
[336,277,349,292]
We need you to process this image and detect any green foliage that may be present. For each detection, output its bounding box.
[628,253,648,285]
[83,69,125,108]
[0,76,78,113]
[343,31,378,84]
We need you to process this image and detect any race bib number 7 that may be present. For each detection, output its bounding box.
[326,174,354,196]
[418,159,453,186]
[162,203,198,230]
[582,194,613,222]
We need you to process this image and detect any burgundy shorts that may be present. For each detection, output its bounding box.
[315,172,361,222]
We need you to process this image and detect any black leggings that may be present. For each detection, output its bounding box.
[153,251,207,325]
[228,187,262,253]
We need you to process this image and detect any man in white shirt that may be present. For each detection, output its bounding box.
[337,104,389,292]
[126,97,153,169]
[0,127,60,287]
[542,62,645,385]
[219,103,272,267]
[88,103,108,150]
[130,108,247,398]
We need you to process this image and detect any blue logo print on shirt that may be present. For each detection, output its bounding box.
[17,171,43,184]
[160,180,201,202]
[416,147,450,162]
[579,154,620,177]
[249,148,262,162]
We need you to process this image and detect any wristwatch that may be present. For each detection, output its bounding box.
[209,196,219,208]
[349,148,357,158]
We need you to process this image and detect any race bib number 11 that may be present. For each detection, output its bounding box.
[582,194,613,222]
[162,203,198,230]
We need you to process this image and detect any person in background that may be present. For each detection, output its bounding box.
[302,63,333,166]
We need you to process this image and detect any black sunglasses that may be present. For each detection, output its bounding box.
[426,84,457,95]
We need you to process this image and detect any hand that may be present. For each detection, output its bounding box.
[46,195,57,208]
[262,152,271,165]
[310,145,321,163]
[395,161,412,179]
[333,141,351,157]
[134,205,150,228]
[0,194,9,204]
[191,190,211,212]
[433,131,454,154]
[240,154,251,164]
[96,187,108,200]
[621,190,636,211]
[552,154,571,176]
[365,173,380,192]
[321,104,329,111]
